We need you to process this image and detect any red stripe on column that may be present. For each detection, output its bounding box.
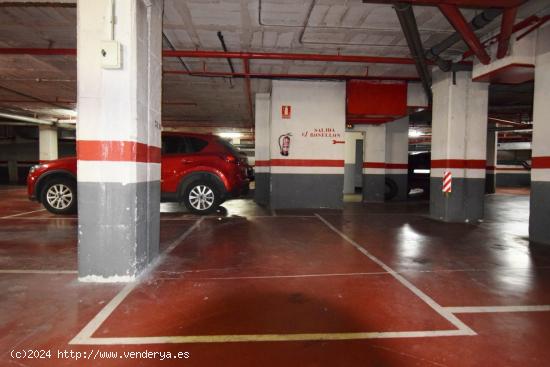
[431,159,486,169]
[532,156,550,169]
[270,159,344,167]
[255,160,270,167]
[77,141,161,163]
[362,162,408,169]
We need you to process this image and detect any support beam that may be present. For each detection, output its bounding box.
[76,0,163,281]
[254,93,271,206]
[362,117,409,202]
[529,23,550,245]
[39,126,58,162]
[485,130,497,194]
[438,4,491,65]
[430,70,489,222]
[497,7,518,59]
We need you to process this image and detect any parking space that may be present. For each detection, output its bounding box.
[2,186,550,366]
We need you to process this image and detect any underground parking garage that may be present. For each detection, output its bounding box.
[1,0,550,365]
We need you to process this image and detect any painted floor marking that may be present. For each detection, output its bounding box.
[71,215,475,345]
[0,269,77,274]
[445,305,550,313]
[70,218,204,346]
[71,330,470,345]
[314,213,476,337]
[0,209,46,219]
[156,271,390,280]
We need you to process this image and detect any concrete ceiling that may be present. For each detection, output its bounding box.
[0,0,548,132]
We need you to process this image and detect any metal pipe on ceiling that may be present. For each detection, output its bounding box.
[0,47,477,70]
[163,69,420,81]
[216,31,236,74]
[394,2,432,104]
[162,49,432,65]
[426,8,502,71]
[0,112,53,126]
[361,0,525,8]
[243,59,254,124]
[497,7,518,59]
[162,32,194,75]
[438,4,492,65]
[0,85,73,111]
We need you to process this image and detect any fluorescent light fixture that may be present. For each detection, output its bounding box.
[413,169,430,174]
[218,132,242,139]
[409,129,422,138]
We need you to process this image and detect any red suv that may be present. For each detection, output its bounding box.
[27,132,252,215]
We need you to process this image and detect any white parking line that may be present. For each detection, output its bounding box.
[71,215,478,345]
[314,213,477,337]
[445,305,550,313]
[156,271,390,280]
[72,329,470,345]
[0,269,77,274]
[70,218,204,345]
[0,209,46,219]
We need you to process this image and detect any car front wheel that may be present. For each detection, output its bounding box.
[41,178,77,214]
[182,180,220,214]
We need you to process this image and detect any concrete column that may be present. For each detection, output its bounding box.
[385,116,409,201]
[430,70,489,222]
[343,132,362,194]
[77,0,163,281]
[254,93,271,206]
[529,23,550,245]
[362,124,386,202]
[485,130,497,194]
[38,126,58,161]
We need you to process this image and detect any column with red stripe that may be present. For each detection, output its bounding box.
[430,70,489,222]
[76,0,163,281]
[529,23,550,245]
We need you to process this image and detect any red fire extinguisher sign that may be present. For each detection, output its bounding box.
[281,105,292,119]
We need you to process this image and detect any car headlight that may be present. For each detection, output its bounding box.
[29,164,42,174]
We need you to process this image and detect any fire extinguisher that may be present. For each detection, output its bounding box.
[279,133,292,156]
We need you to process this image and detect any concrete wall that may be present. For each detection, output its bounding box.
[268,80,346,209]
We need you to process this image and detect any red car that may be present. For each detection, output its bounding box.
[27,132,251,215]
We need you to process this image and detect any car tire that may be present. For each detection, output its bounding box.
[385,177,399,201]
[182,180,221,214]
[41,178,77,214]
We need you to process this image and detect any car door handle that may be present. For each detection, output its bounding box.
[181,159,192,163]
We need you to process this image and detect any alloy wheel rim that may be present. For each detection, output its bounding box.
[189,185,215,211]
[46,184,73,210]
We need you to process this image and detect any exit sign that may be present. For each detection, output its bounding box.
[281,105,292,119]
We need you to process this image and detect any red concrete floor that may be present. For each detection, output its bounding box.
[1,185,550,366]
